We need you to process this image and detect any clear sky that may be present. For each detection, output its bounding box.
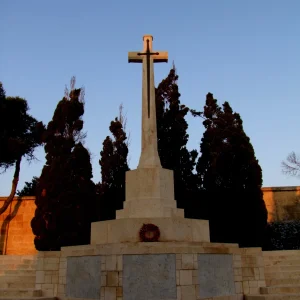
[1,0,300,195]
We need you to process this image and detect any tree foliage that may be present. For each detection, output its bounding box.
[17,176,39,197]
[31,77,97,251]
[0,82,44,215]
[263,221,300,250]
[155,66,198,212]
[196,93,268,247]
[97,104,130,220]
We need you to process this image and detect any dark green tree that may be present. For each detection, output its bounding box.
[17,176,40,197]
[97,105,130,220]
[0,82,44,215]
[196,93,268,247]
[155,66,198,213]
[31,77,97,250]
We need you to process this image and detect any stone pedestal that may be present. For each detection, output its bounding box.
[116,167,184,219]
[91,217,210,245]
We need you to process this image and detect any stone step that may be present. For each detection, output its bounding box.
[0,271,36,276]
[265,271,300,279]
[261,285,300,294]
[0,257,37,262]
[245,294,300,300]
[265,266,300,272]
[0,260,37,266]
[264,250,300,256]
[266,278,300,286]
[0,260,37,264]
[264,256,300,262]
[209,296,240,300]
[0,266,37,271]
[0,277,36,284]
[264,260,300,267]
[0,284,35,289]
[0,289,42,298]
[0,298,55,300]
[0,264,37,271]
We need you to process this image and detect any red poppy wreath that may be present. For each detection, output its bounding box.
[139,223,160,242]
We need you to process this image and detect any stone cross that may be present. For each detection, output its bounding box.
[128,35,168,168]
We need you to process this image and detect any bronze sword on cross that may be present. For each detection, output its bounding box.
[137,39,159,118]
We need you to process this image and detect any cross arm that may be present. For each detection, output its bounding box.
[128,51,168,63]
[153,51,168,63]
[128,52,142,63]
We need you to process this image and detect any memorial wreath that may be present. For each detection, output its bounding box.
[139,223,160,242]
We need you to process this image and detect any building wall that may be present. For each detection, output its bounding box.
[262,186,300,222]
[0,196,37,255]
[1,187,300,255]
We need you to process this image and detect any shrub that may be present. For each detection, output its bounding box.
[263,220,300,250]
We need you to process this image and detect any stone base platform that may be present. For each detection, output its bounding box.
[55,241,246,300]
[91,217,210,244]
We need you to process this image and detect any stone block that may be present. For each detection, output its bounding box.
[36,271,45,284]
[117,255,123,271]
[66,255,101,299]
[123,254,177,300]
[115,167,187,218]
[180,270,193,285]
[117,201,184,218]
[235,282,243,294]
[116,287,123,297]
[198,254,235,298]
[105,255,117,271]
[176,259,182,269]
[44,275,51,283]
[101,274,107,286]
[180,285,196,300]
[182,254,194,269]
[242,267,255,278]
[125,167,175,201]
[91,217,210,244]
[105,287,116,300]
[107,271,119,286]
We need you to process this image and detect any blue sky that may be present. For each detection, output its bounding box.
[1,0,300,195]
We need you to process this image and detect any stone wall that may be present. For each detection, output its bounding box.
[0,196,37,255]
[262,186,300,222]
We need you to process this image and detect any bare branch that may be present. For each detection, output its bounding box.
[70,76,76,92]
[64,76,77,100]
[79,86,85,104]
[64,85,69,100]
[118,103,131,148]
[282,151,300,177]
[118,103,125,128]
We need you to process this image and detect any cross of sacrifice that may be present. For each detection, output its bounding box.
[128,35,168,168]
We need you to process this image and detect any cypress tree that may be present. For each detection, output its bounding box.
[31,77,96,250]
[155,66,198,213]
[197,93,267,247]
[97,105,129,220]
